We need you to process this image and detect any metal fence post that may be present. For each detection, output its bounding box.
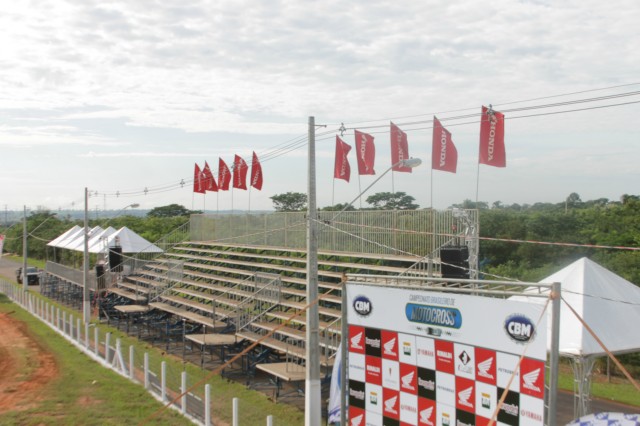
[129,345,135,380]
[205,384,211,426]
[161,361,167,402]
[144,352,150,390]
[85,323,90,348]
[77,318,81,343]
[105,332,111,363]
[181,371,187,414]
[94,327,100,357]
[267,415,273,426]
[233,397,239,426]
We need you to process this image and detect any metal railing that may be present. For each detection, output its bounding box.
[231,273,282,332]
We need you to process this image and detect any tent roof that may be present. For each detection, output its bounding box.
[87,227,117,253]
[47,225,81,247]
[512,257,640,357]
[102,226,162,254]
[63,226,104,251]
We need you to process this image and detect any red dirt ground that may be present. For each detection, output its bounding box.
[0,311,59,414]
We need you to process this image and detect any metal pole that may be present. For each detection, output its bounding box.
[83,187,91,323]
[547,281,561,425]
[23,205,28,291]
[340,281,348,426]
[305,116,321,426]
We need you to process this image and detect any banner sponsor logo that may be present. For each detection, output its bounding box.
[504,314,536,343]
[354,295,373,316]
[405,304,462,329]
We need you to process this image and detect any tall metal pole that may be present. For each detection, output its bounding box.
[83,187,91,323]
[305,116,321,426]
[547,281,561,424]
[23,206,28,291]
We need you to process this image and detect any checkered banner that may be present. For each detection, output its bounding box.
[346,283,548,426]
[567,413,640,426]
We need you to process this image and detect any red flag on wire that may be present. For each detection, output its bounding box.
[250,151,263,190]
[479,105,506,167]
[354,130,376,175]
[333,136,352,182]
[203,161,218,192]
[193,163,205,194]
[390,122,412,172]
[432,117,458,173]
[233,154,248,190]
[218,158,231,191]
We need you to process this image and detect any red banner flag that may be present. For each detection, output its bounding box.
[479,105,506,167]
[203,161,218,192]
[432,117,458,173]
[390,122,412,172]
[354,130,375,175]
[193,163,205,194]
[334,136,352,182]
[250,151,263,190]
[218,158,231,191]
[233,154,248,190]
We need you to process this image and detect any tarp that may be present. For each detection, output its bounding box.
[87,226,117,253]
[512,257,640,357]
[63,226,104,251]
[102,226,162,254]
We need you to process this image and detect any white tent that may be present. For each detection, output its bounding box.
[514,257,640,357]
[102,226,162,254]
[512,257,640,417]
[63,226,104,251]
[47,225,81,247]
[87,227,117,253]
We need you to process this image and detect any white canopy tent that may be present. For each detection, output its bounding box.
[46,225,81,248]
[512,257,640,417]
[102,226,162,254]
[48,226,162,254]
[87,227,117,253]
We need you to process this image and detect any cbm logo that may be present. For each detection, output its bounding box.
[505,314,535,343]
[353,296,372,316]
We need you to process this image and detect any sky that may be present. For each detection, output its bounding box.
[1,0,639,215]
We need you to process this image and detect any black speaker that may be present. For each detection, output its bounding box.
[440,246,469,279]
[108,247,123,272]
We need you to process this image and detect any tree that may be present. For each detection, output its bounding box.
[270,192,307,212]
[365,192,418,210]
[320,203,356,212]
[147,204,198,218]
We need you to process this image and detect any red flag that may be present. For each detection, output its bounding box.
[432,117,458,173]
[390,122,412,172]
[333,136,352,182]
[233,154,248,190]
[203,161,218,192]
[250,151,263,190]
[354,130,375,175]
[479,105,506,167]
[218,158,231,191]
[193,163,205,194]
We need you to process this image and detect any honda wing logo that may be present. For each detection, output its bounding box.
[351,413,363,426]
[420,407,434,425]
[458,386,473,408]
[351,332,364,350]
[401,371,415,390]
[383,337,397,355]
[384,395,398,414]
[477,357,494,379]
[523,368,541,392]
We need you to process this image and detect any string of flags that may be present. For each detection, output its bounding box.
[334,106,506,182]
[193,151,263,194]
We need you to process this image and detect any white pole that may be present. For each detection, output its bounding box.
[305,116,321,426]
[83,187,91,323]
[94,327,100,357]
[548,281,561,423]
[205,384,211,426]
[232,397,239,426]
[129,345,135,380]
[22,206,27,291]
[181,371,187,414]
[161,361,167,402]
[267,415,274,426]
[144,353,150,389]
[105,332,111,363]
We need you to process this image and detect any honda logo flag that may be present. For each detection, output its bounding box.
[233,154,248,190]
[334,136,352,182]
[479,105,506,167]
[250,151,263,190]
[193,163,206,194]
[202,161,218,192]
[355,130,375,175]
[390,122,411,172]
[218,158,231,191]
[432,116,458,173]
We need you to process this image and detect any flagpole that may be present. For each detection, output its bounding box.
[248,185,252,213]
[216,192,219,215]
[331,178,335,207]
[357,175,362,208]
[391,170,395,198]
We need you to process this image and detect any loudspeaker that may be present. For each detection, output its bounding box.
[440,246,469,279]
[108,247,123,272]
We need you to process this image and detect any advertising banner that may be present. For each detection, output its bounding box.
[0,234,4,257]
[346,283,547,426]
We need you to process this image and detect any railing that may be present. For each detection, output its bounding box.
[231,273,282,332]
[190,209,479,258]
[147,259,185,303]
[46,261,98,290]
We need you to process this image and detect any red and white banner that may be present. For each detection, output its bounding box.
[355,130,376,175]
[218,158,231,191]
[479,106,506,167]
[432,116,458,173]
[0,234,5,257]
[390,122,411,172]
[232,154,248,190]
[250,151,263,190]
[202,161,218,192]
[334,136,352,182]
[193,163,206,194]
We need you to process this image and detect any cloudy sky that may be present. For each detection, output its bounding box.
[1,0,639,215]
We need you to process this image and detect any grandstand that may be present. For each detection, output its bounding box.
[98,209,479,384]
